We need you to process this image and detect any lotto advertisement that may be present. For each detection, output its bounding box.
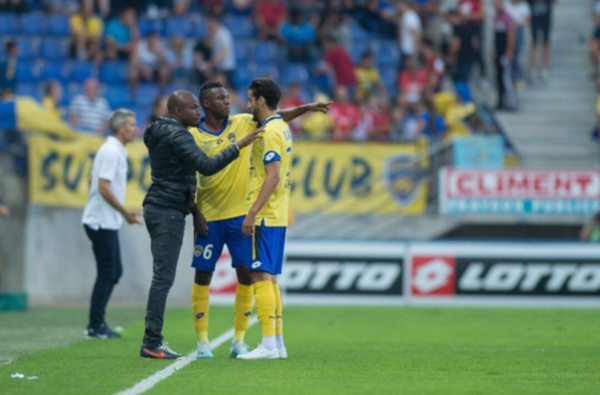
[439,168,600,215]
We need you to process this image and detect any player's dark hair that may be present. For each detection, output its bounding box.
[249,78,281,110]
[199,80,224,103]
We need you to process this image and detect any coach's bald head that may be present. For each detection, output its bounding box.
[167,90,201,128]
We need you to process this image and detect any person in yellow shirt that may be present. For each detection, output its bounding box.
[238,78,292,360]
[42,80,63,121]
[301,92,334,140]
[354,51,383,101]
[69,0,103,61]
[188,80,330,359]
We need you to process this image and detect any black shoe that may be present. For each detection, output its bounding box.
[140,343,183,359]
[86,323,122,339]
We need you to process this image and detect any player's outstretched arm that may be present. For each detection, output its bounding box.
[277,101,333,122]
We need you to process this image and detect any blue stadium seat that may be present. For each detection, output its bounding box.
[255,64,278,80]
[16,82,41,100]
[16,60,40,82]
[99,61,128,84]
[69,61,96,82]
[20,13,46,35]
[350,20,370,41]
[0,14,20,35]
[41,60,69,82]
[47,15,70,36]
[165,17,194,37]
[139,17,164,37]
[223,16,254,39]
[380,66,399,97]
[15,37,38,60]
[234,41,253,63]
[376,41,400,68]
[282,63,310,86]
[105,85,134,108]
[234,63,256,88]
[135,83,161,107]
[254,41,277,63]
[194,18,207,39]
[40,38,69,60]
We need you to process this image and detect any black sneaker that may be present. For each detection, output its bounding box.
[140,343,183,359]
[86,323,122,339]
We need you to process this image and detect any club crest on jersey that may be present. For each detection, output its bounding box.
[227,132,236,143]
[383,154,426,207]
[194,245,203,257]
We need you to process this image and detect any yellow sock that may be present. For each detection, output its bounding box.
[191,283,210,343]
[273,283,283,337]
[233,283,254,341]
[254,281,276,337]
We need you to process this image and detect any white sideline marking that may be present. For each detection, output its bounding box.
[115,317,258,395]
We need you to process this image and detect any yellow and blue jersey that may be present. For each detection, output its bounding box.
[248,115,293,227]
[189,113,257,222]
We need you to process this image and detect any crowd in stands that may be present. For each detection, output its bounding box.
[0,0,555,143]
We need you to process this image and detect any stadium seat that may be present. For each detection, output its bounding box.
[16,60,40,82]
[194,18,207,39]
[105,85,134,108]
[139,17,164,37]
[223,16,254,39]
[20,13,46,35]
[40,38,69,60]
[15,82,41,100]
[0,14,20,35]
[376,41,400,68]
[165,17,194,37]
[47,15,70,36]
[352,41,375,63]
[381,67,399,97]
[68,61,96,82]
[15,37,38,59]
[41,60,69,82]
[135,83,161,107]
[234,41,253,63]
[234,64,256,89]
[99,61,128,84]
[255,64,278,80]
[254,41,277,63]
[281,63,310,85]
[350,20,371,41]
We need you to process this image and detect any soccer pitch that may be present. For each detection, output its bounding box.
[0,306,599,394]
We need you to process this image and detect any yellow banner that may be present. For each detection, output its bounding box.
[290,142,428,215]
[28,135,150,209]
[29,137,428,215]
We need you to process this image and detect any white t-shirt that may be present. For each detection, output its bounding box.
[506,2,531,26]
[400,10,422,55]
[212,26,236,71]
[82,136,128,230]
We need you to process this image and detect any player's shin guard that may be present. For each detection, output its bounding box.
[233,283,254,342]
[191,283,210,342]
[254,281,276,338]
[273,283,283,337]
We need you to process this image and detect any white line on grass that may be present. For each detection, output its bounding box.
[115,317,258,395]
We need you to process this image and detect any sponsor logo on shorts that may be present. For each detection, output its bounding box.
[251,261,262,269]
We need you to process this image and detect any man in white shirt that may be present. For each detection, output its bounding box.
[82,108,143,339]
[206,14,236,88]
[397,0,422,63]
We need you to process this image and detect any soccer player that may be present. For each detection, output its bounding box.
[188,80,330,359]
[238,78,292,360]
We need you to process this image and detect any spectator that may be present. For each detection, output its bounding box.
[172,0,190,15]
[367,97,392,141]
[421,38,444,95]
[279,9,318,65]
[301,93,334,140]
[42,80,64,121]
[200,0,225,16]
[0,0,30,13]
[354,51,384,101]
[192,39,214,85]
[254,0,288,40]
[493,0,517,111]
[457,0,487,83]
[418,99,446,143]
[69,0,104,62]
[165,35,194,86]
[148,95,168,125]
[104,7,139,61]
[69,78,112,135]
[447,9,475,85]
[324,37,357,90]
[206,15,236,88]
[397,0,423,63]
[390,102,422,143]
[398,56,428,109]
[0,41,18,100]
[144,0,172,19]
[134,31,169,89]
[280,83,306,136]
[230,0,253,15]
[506,0,531,87]
[319,12,352,53]
[528,0,554,81]
[329,85,360,141]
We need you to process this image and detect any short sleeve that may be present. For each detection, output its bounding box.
[262,131,282,164]
[96,148,119,182]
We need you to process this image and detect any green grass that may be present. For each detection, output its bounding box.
[1,307,599,394]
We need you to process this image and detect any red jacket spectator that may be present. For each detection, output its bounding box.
[399,57,428,106]
[279,83,305,135]
[254,0,287,40]
[324,38,357,87]
[330,85,360,141]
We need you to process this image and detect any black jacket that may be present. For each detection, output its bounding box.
[143,117,240,214]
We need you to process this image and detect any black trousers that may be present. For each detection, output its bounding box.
[142,204,186,348]
[84,225,122,330]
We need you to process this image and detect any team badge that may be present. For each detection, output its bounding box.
[383,154,426,207]
[194,245,203,257]
[227,132,236,143]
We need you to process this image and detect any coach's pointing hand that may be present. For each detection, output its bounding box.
[236,127,265,150]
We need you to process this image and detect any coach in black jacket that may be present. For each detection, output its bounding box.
[140,90,262,359]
